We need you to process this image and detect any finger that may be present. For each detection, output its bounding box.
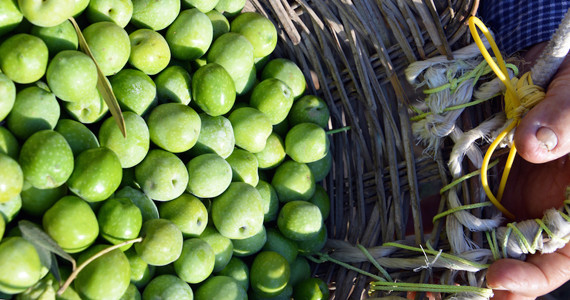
[502,155,570,220]
[515,53,570,163]
[486,242,570,298]
[491,290,536,300]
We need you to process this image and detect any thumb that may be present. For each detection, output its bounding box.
[486,243,570,298]
[515,53,570,164]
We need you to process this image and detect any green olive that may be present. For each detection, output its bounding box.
[42,196,99,253]
[0,237,42,294]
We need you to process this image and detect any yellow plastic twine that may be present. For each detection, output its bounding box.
[469,17,546,220]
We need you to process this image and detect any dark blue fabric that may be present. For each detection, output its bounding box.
[479,0,570,54]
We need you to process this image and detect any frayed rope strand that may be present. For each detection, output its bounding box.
[408,60,518,123]
[422,59,492,94]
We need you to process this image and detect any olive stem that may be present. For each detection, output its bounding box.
[57,237,143,296]
[326,126,351,135]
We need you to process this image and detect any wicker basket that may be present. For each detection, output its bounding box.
[244,0,481,298]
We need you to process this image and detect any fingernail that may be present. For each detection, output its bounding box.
[536,127,558,151]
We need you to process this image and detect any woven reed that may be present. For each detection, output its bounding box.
[244,0,482,299]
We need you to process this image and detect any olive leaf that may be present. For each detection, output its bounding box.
[19,220,76,270]
[50,253,62,284]
[69,17,127,138]
[28,245,62,284]
[31,241,52,271]
[116,186,159,221]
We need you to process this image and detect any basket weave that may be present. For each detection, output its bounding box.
[245,0,480,298]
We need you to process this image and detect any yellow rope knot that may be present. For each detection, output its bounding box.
[505,72,545,120]
[468,17,548,220]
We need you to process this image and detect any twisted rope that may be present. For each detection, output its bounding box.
[407,40,508,254]
[321,198,570,299]
[531,8,570,87]
[325,199,570,267]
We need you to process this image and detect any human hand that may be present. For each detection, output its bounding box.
[487,155,570,299]
[486,42,570,299]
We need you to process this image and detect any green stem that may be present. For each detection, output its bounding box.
[369,281,493,297]
[432,202,493,223]
[305,254,327,264]
[410,94,500,122]
[357,244,392,282]
[326,126,351,135]
[310,253,386,282]
[57,237,143,296]
[439,159,500,194]
[486,231,500,261]
[507,223,535,255]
